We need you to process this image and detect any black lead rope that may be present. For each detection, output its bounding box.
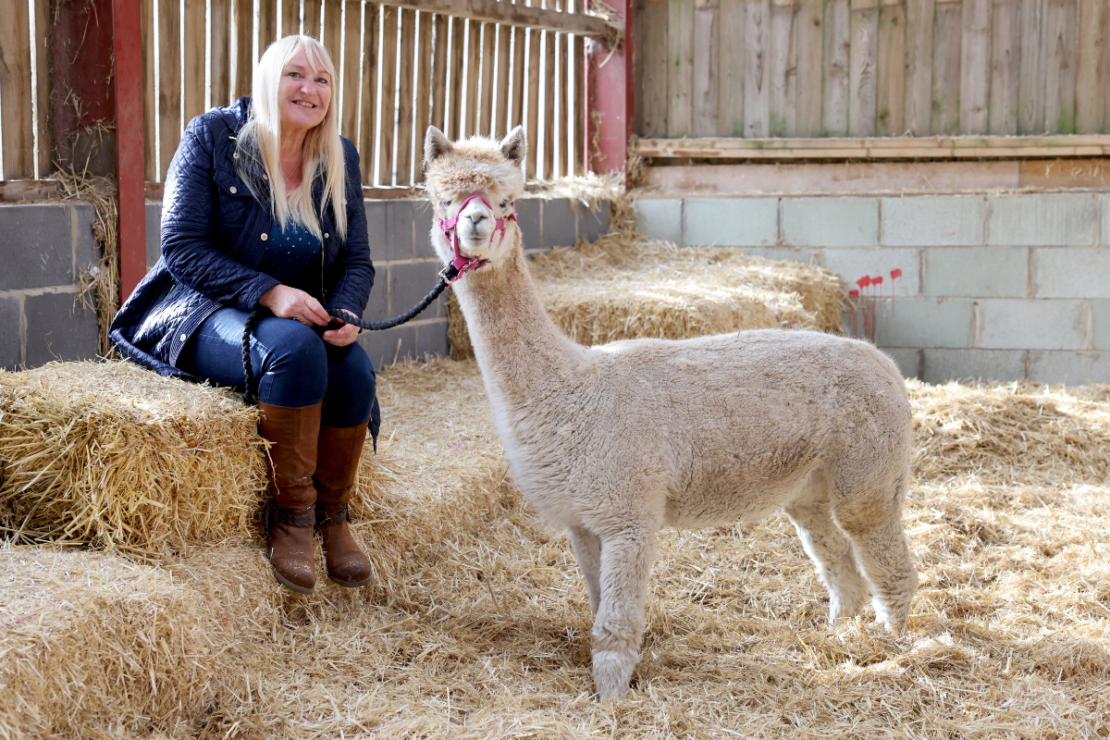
[241,269,455,405]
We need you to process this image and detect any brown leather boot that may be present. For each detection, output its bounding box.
[259,401,323,594]
[314,420,373,587]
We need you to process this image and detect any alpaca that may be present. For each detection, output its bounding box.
[422,125,919,700]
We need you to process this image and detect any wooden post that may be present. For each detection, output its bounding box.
[113,0,147,301]
[586,0,631,180]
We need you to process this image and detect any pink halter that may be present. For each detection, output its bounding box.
[437,194,517,283]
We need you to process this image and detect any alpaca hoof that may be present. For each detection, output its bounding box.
[592,648,636,700]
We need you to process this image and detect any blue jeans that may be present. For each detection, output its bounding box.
[178,307,379,433]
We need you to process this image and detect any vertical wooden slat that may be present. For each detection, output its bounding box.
[395,8,415,185]
[186,0,212,126]
[495,23,511,137]
[232,0,254,100]
[903,0,934,135]
[794,0,821,136]
[33,0,52,178]
[1018,0,1046,134]
[667,0,694,136]
[848,0,878,137]
[340,0,362,143]
[573,0,586,173]
[693,0,720,137]
[142,0,158,180]
[377,5,397,185]
[960,0,991,134]
[159,0,182,176]
[211,0,232,107]
[415,11,434,164]
[989,0,1021,134]
[480,23,496,136]
[931,0,962,135]
[1044,0,1078,133]
[716,0,746,136]
[744,0,773,137]
[1076,0,1109,133]
[281,0,299,38]
[450,16,466,139]
[303,0,323,38]
[465,18,481,138]
[639,0,669,137]
[543,25,556,178]
[875,0,906,136]
[770,0,798,136]
[322,0,343,65]
[511,23,526,132]
[557,19,569,176]
[431,14,449,132]
[525,24,541,178]
[0,0,32,178]
[259,0,277,48]
[823,0,850,135]
[359,3,380,182]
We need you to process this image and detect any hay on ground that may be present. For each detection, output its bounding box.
[3,358,1109,739]
[909,379,1110,487]
[450,232,846,359]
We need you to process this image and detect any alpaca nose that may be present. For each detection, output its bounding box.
[468,211,487,226]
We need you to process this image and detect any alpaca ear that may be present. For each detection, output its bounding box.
[499,126,526,166]
[424,126,453,167]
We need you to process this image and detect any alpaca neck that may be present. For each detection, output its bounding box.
[452,247,584,406]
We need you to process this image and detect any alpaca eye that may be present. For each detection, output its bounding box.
[499,200,508,209]
[442,200,452,208]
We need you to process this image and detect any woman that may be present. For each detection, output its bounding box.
[110,35,377,595]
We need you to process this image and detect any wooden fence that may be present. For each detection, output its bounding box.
[0,0,51,181]
[0,0,605,186]
[636,0,1110,140]
[144,0,599,186]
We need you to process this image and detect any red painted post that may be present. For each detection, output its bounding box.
[113,0,147,301]
[585,0,632,182]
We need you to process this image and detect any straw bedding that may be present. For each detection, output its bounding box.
[448,229,846,360]
[3,355,1109,739]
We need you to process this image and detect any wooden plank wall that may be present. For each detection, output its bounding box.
[637,0,1110,138]
[0,0,592,186]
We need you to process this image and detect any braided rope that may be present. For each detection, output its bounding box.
[241,306,268,405]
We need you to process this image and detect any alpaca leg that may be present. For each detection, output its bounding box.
[832,479,918,633]
[591,526,658,700]
[567,525,602,614]
[786,482,869,624]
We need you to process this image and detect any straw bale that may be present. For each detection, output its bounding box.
[0,360,267,559]
[4,361,1110,739]
[449,233,846,359]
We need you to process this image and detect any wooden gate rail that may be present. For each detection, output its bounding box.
[635,135,1110,161]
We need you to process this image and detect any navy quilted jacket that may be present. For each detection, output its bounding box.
[110,97,374,381]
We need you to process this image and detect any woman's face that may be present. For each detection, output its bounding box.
[278,49,332,137]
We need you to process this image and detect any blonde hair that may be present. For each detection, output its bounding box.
[239,34,347,241]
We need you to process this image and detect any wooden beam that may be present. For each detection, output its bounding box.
[113,0,147,302]
[633,135,1110,159]
[587,0,632,179]
[382,0,615,37]
[0,180,62,202]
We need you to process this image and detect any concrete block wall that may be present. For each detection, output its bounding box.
[635,192,1110,385]
[0,204,101,371]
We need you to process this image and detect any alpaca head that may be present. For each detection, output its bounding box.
[422,126,527,272]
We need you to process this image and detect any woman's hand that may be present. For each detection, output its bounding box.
[322,319,360,347]
[259,285,331,327]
